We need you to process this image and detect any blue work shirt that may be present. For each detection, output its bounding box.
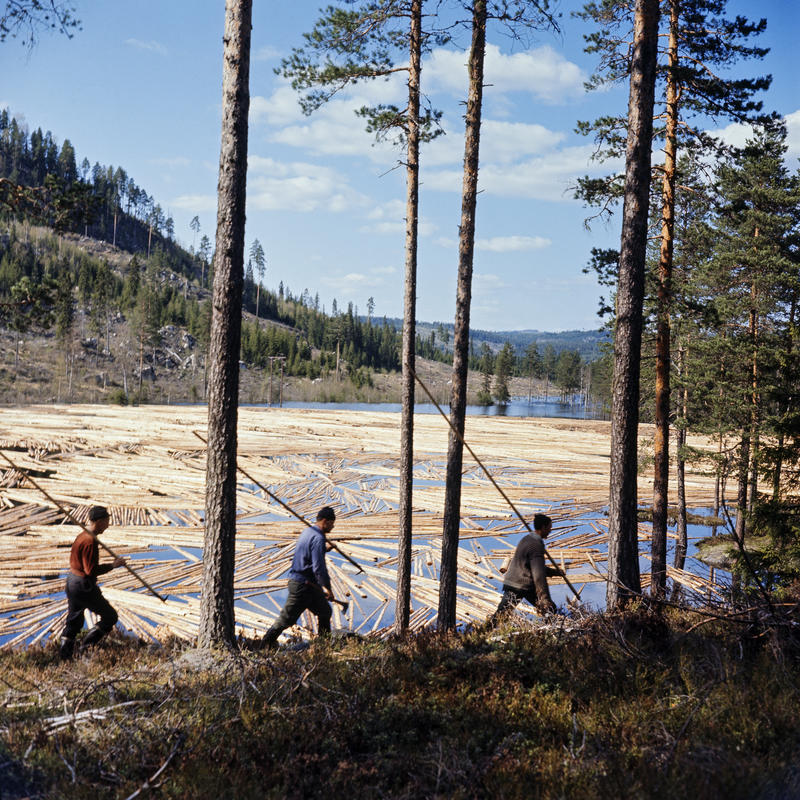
[288,525,331,588]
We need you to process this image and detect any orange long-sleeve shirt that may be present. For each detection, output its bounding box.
[69,531,112,580]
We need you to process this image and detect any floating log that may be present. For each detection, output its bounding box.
[0,405,723,647]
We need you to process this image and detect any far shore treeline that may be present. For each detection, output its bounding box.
[0,109,601,407]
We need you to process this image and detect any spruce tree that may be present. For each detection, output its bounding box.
[493,341,514,404]
[687,126,800,546]
[576,0,771,597]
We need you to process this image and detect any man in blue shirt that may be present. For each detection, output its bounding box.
[262,506,336,647]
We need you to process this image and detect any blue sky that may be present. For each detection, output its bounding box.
[2,1,797,331]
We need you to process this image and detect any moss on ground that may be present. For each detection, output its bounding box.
[1,607,799,799]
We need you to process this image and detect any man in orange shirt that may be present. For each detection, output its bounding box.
[59,505,126,660]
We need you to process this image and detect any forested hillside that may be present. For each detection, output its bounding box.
[0,109,601,405]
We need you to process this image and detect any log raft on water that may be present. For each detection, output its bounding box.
[0,405,721,646]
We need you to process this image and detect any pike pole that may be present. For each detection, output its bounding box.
[411,368,583,604]
[192,431,364,574]
[0,449,167,602]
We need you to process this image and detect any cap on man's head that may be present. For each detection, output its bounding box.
[316,506,336,521]
[533,513,552,531]
[88,505,110,522]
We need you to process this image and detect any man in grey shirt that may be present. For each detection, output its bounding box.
[490,513,558,624]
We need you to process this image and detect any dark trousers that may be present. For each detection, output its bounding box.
[61,573,118,643]
[489,585,538,626]
[264,579,331,643]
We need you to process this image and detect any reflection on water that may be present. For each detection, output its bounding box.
[277,397,608,421]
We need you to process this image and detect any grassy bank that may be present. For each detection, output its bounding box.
[2,607,798,799]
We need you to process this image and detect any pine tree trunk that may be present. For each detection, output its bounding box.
[673,346,688,581]
[439,0,487,631]
[651,0,679,600]
[748,431,759,510]
[735,298,759,545]
[606,0,660,611]
[396,0,422,634]
[748,304,760,511]
[734,432,750,545]
[199,0,252,650]
[138,333,143,398]
[772,298,797,499]
[714,433,721,519]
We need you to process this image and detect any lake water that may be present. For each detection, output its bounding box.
[6,399,723,649]
[1,506,725,648]
[273,396,608,421]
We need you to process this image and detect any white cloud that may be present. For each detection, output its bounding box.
[250,88,301,126]
[785,110,800,159]
[150,156,191,169]
[482,120,565,163]
[708,110,800,161]
[473,273,508,290]
[247,156,369,212]
[360,219,438,236]
[273,116,379,158]
[422,118,565,167]
[367,199,406,220]
[360,200,437,236]
[251,52,576,172]
[424,143,613,201]
[251,86,397,162]
[321,267,397,296]
[172,194,216,213]
[125,39,167,56]
[476,235,551,252]
[250,73,406,163]
[364,221,405,235]
[711,120,753,150]
[254,45,281,62]
[425,44,586,104]
[435,236,551,253]
[415,128,463,167]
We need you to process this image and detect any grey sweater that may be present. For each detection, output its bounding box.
[503,532,555,604]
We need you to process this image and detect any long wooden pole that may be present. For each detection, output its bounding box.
[192,431,364,574]
[0,450,167,602]
[411,368,583,603]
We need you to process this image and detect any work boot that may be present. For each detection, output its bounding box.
[79,625,107,653]
[59,636,75,660]
[261,628,280,650]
